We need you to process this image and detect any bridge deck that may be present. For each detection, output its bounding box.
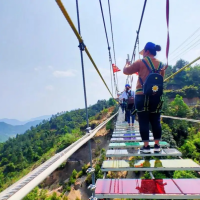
[106,148,182,157]
[109,141,169,149]
[95,179,200,199]
[110,137,154,142]
[101,159,200,171]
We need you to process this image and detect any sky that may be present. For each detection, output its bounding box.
[0,0,200,120]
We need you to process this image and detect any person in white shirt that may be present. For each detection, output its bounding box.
[119,84,135,126]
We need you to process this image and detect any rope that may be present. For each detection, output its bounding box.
[56,0,114,98]
[108,0,117,66]
[75,0,95,190]
[99,0,118,96]
[108,0,119,92]
[164,56,200,82]
[162,115,200,123]
[165,0,170,69]
[131,0,147,63]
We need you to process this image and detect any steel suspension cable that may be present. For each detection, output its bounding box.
[56,0,113,98]
[108,0,116,66]
[75,0,95,192]
[99,0,117,96]
[108,0,119,91]
[131,0,147,63]
[165,0,170,69]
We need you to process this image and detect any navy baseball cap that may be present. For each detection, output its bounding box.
[139,42,156,55]
[125,84,131,88]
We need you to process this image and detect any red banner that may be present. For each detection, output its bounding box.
[112,64,121,73]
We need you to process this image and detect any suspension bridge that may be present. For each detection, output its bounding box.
[1,0,200,199]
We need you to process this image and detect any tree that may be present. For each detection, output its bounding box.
[166,95,191,117]
[108,98,116,106]
[4,163,15,173]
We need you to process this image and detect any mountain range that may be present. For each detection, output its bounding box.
[0,115,51,126]
[0,115,51,142]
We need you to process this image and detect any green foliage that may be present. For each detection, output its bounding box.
[76,170,83,178]
[66,185,71,192]
[81,164,88,175]
[165,85,199,99]
[106,120,114,131]
[165,60,200,99]
[108,98,116,106]
[161,122,177,147]
[166,95,191,117]
[23,187,39,200]
[0,100,114,191]
[141,172,151,179]
[23,187,65,200]
[173,171,197,178]
[72,169,77,179]
[86,174,92,184]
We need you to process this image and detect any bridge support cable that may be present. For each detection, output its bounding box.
[99,0,118,97]
[75,0,95,190]
[107,0,119,92]
[131,0,147,63]
[55,0,114,98]
[165,0,170,69]
[164,56,200,82]
[0,113,118,200]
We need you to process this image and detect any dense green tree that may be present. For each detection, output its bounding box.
[166,95,191,117]
[0,100,116,191]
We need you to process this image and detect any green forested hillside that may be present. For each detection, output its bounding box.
[0,99,116,191]
[164,59,200,98]
[0,120,44,142]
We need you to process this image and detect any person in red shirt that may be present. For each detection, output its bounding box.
[123,42,165,153]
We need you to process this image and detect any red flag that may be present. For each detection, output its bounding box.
[135,72,139,76]
[112,64,121,73]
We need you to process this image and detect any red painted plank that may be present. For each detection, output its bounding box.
[96,179,183,194]
[122,179,140,194]
[173,179,200,194]
[119,179,123,194]
[95,179,111,194]
[110,179,117,194]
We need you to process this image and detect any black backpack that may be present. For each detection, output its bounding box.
[126,90,134,105]
[126,90,135,110]
[139,57,164,96]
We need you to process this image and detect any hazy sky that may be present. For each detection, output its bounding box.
[0,0,200,120]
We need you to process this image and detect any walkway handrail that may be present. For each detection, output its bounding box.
[0,111,118,200]
[161,115,200,123]
[55,0,114,98]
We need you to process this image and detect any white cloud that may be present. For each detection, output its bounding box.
[53,70,76,77]
[45,85,54,91]
[34,67,39,71]
[48,66,54,70]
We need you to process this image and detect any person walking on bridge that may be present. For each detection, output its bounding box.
[119,84,135,126]
[123,42,165,153]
